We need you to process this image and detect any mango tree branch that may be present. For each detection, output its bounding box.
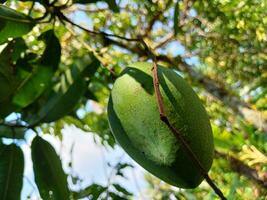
[215,151,267,189]
[61,8,236,116]
[59,13,140,42]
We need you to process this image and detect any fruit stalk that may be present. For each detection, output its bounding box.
[151,61,227,200]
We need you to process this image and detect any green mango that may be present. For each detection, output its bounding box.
[108,62,214,188]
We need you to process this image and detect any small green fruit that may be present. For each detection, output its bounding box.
[108,62,214,188]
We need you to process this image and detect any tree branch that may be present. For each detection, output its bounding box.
[152,33,175,50]
[215,151,267,189]
[59,13,140,42]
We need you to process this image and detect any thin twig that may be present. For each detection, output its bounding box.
[59,13,140,42]
[215,151,267,189]
[64,24,118,78]
[140,39,227,200]
[152,32,175,50]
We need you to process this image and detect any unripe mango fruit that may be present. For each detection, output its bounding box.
[107,62,214,188]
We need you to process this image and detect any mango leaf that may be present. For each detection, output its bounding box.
[28,55,100,124]
[12,30,60,108]
[0,100,18,119]
[33,78,86,123]
[8,38,27,62]
[0,143,24,200]
[0,39,33,117]
[12,65,54,107]
[0,125,25,139]
[0,39,27,103]
[0,74,13,103]
[31,136,70,200]
[0,5,35,44]
[174,0,180,36]
[80,55,100,78]
[0,39,27,117]
[73,184,107,199]
[84,89,98,101]
[106,0,119,12]
[73,0,119,12]
[38,30,61,69]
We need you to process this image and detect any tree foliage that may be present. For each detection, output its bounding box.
[0,0,266,199]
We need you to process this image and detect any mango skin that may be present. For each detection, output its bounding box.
[108,62,214,188]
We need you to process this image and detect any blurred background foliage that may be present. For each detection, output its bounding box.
[0,0,266,199]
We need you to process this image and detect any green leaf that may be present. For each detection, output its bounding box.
[0,39,30,116]
[227,174,239,200]
[29,55,100,124]
[12,65,54,107]
[0,125,25,139]
[174,0,180,36]
[6,38,27,62]
[73,184,107,199]
[80,55,100,78]
[106,0,120,12]
[31,78,86,124]
[0,74,13,103]
[0,39,26,103]
[38,30,61,69]
[0,143,24,200]
[112,184,132,196]
[0,100,18,119]
[0,5,35,44]
[0,39,27,118]
[11,30,60,108]
[84,89,98,101]
[31,136,70,200]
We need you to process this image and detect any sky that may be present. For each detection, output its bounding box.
[20,126,150,199]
